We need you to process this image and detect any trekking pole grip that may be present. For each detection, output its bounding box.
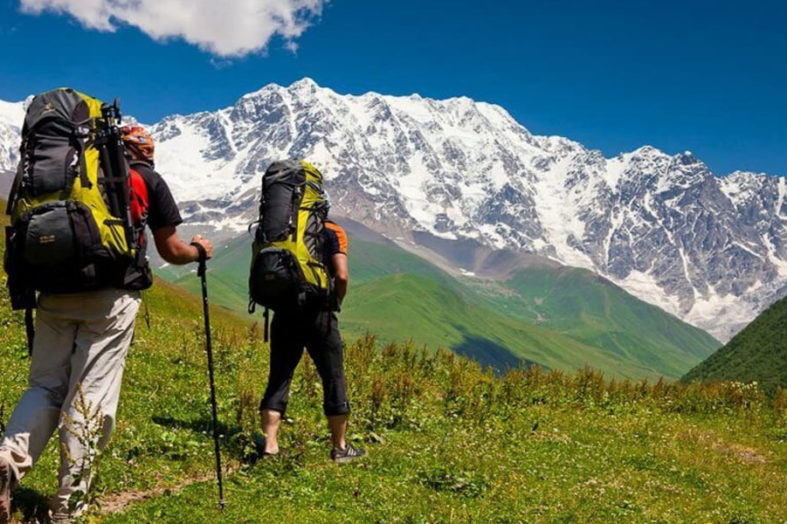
[191,242,207,277]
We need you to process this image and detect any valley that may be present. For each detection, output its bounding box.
[164,221,719,380]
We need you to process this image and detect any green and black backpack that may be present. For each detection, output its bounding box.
[249,160,334,332]
[4,88,144,315]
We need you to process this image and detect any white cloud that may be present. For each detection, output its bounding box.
[19,0,329,57]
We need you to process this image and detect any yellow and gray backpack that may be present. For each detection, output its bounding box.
[4,88,142,314]
[249,160,334,331]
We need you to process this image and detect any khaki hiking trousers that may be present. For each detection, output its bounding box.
[0,288,140,518]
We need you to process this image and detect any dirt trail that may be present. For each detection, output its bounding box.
[97,473,214,515]
[97,461,240,516]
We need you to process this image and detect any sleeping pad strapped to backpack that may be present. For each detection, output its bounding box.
[249,159,333,316]
[4,88,145,312]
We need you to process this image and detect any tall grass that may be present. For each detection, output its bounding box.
[219,333,782,457]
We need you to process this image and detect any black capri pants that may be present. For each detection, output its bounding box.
[260,308,350,416]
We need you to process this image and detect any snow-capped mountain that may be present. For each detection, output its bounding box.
[0,100,24,174]
[0,79,785,341]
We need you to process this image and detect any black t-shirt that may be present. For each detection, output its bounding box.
[132,162,183,230]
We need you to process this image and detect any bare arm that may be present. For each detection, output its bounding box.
[332,253,349,303]
[152,226,213,265]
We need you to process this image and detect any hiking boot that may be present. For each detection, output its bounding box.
[331,443,366,463]
[50,513,74,524]
[0,457,13,524]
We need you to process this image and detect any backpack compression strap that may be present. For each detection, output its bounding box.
[245,300,270,342]
[263,308,270,343]
[25,308,34,356]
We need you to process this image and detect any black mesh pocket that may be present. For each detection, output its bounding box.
[27,121,79,196]
[303,212,325,259]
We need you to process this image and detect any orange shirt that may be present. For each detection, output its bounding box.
[324,221,348,256]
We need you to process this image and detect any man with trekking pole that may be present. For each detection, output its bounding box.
[0,89,213,523]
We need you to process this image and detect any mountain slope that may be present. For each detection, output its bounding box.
[139,79,787,342]
[473,265,719,379]
[1,81,784,341]
[683,295,787,393]
[167,225,718,379]
[343,273,582,372]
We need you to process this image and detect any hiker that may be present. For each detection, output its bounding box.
[249,160,365,463]
[0,89,212,523]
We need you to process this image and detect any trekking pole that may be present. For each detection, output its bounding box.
[194,244,225,511]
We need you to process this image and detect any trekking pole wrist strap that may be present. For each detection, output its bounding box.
[191,242,207,263]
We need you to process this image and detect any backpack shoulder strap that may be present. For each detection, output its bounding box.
[6,155,24,216]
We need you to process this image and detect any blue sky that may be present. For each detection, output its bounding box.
[0,0,784,175]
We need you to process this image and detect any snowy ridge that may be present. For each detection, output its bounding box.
[0,99,25,173]
[0,79,785,341]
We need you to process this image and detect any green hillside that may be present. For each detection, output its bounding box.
[683,295,787,394]
[171,234,254,312]
[0,226,784,521]
[472,266,720,379]
[341,273,660,377]
[165,229,718,380]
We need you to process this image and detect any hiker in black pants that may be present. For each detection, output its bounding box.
[259,220,365,462]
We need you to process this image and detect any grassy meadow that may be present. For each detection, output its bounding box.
[0,271,785,522]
